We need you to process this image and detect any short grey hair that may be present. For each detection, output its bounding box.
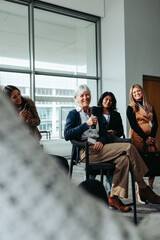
[74,84,91,99]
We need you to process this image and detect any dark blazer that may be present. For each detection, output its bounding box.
[64,109,109,144]
[99,110,124,138]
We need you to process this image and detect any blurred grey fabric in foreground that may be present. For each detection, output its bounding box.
[0,91,159,240]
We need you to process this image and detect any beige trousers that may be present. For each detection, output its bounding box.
[80,143,148,198]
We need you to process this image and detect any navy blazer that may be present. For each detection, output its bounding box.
[64,109,109,144]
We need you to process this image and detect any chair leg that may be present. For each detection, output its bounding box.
[69,158,74,178]
[86,171,89,180]
[85,142,89,180]
[130,171,137,225]
[100,169,103,183]
[69,147,76,178]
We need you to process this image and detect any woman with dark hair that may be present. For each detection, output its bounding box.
[3,85,41,141]
[97,91,129,205]
[98,91,124,139]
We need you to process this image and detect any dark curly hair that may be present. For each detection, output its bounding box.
[98,91,117,111]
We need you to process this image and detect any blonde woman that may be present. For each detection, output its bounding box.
[127,84,158,203]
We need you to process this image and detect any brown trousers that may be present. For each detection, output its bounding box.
[80,143,148,198]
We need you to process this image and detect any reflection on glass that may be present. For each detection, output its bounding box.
[34,8,96,76]
[35,76,97,139]
[61,107,74,138]
[0,1,29,69]
[0,1,99,140]
[0,72,30,94]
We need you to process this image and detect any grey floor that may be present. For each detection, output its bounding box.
[68,161,160,225]
[42,139,160,225]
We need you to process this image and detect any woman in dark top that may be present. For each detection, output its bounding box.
[97,91,126,197]
[98,91,124,138]
[127,84,158,203]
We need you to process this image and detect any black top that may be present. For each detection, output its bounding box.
[100,110,124,138]
[127,104,158,140]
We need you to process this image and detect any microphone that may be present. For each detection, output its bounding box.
[91,106,98,129]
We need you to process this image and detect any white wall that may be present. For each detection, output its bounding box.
[101,0,160,136]
[125,0,160,103]
[101,0,127,134]
[43,0,105,17]
[124,0,160,134]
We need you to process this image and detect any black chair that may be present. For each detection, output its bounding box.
[70,140,137,224]
[79,179,108,205]
[139,145,160,177]
[49,154,69,174]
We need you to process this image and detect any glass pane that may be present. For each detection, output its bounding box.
[34,8,96,76]
[0,1,29,69]
[35,75,97,139]
[61,107,74,139]
[0,72,30,96]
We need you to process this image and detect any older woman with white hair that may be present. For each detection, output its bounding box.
[64,84,160,212]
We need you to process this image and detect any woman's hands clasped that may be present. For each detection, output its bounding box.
[107,129,116,135]
[93,141,104,151]
[145,136,155,145]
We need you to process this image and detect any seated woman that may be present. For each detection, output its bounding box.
[98,91,125,140]
[64,84,160,212]
[97,91,129,200]
[3,85,41,142]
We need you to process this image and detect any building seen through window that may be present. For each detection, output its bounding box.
[0,0,101,139]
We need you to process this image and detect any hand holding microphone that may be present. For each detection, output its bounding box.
[86,116,97,127]
[85,106,98,129]
[91,106,98,129]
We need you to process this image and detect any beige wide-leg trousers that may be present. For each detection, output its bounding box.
[80,143,148,198]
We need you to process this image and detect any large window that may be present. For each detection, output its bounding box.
[0,0,101,139]
[0,1,29,69]
[0,72,30,95]
[34,8,97,76]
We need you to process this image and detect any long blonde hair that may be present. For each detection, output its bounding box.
[129,84,151,112]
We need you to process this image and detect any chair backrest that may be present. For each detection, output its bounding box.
[70,140,90,179]
[70,140,115,180]
[70,140,137,224]
[79,179,108,205]
[49,154,69,174]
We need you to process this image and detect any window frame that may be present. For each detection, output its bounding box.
[0,0,102,138]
